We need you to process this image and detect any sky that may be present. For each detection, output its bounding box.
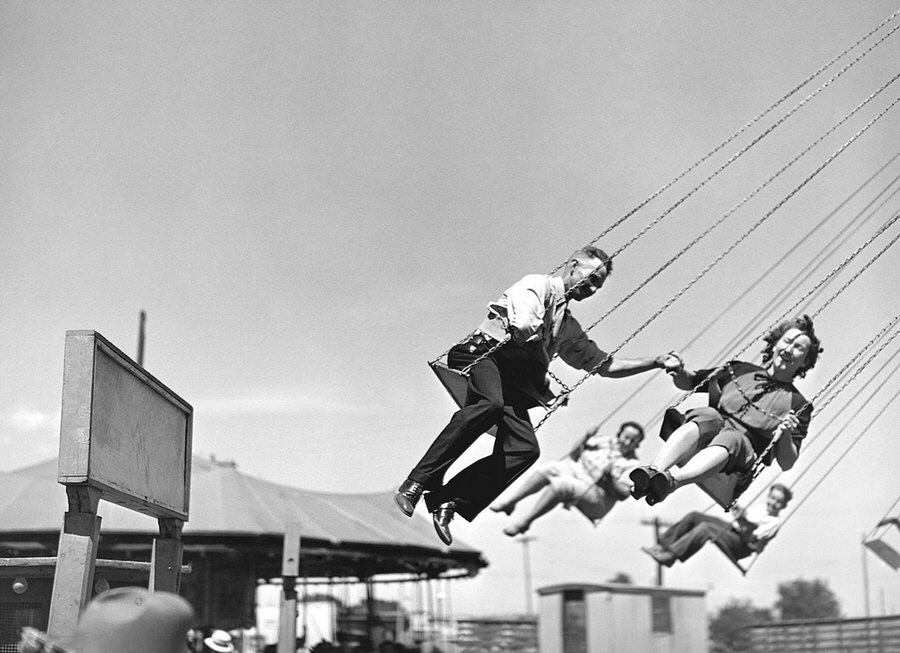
[2,1,900,623]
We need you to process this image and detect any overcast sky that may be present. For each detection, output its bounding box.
[2,1,900,620]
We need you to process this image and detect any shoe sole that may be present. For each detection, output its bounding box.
[433,518,452,546]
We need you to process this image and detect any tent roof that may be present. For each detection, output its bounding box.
[0,456,487,579]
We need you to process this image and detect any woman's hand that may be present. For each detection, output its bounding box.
[775,411,800,439]
[659,350,685,375]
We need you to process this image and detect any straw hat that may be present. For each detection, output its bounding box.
[203,629,235,652]
[72,586,194,653]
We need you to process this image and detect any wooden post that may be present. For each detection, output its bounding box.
[150,517,184,593]
[278,522,301,653]
[47,486,103,643]
[640,517,671,586]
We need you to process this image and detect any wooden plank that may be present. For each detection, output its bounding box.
[278,523,302,653]
[864,537,900,570]
[150,518,184,593]
[46,487,102,643]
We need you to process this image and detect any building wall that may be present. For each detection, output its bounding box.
[538,583,708,653]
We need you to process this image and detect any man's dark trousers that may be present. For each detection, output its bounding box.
[409,341,541,521]
[660,511,752,561]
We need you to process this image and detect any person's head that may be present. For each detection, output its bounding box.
[561,246,613,302]
[761,314,822,379]
[766,483,792,515]
[616,421,645,455]
[72,587,195,653]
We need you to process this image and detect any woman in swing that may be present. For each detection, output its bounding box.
[630,314,823,506]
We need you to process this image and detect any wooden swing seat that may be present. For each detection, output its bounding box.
[428,360,498,435]
[864,537,900,570]
[712,540,755,575]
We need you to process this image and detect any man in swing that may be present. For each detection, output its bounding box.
[630,314,823,506]
[642,483,793,567]
[393,245,683,545]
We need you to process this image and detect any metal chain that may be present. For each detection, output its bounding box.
[548,7,900,276]
[724,362,790,421]
[433,11,900,366]
[430,13,900,433]
[582,73,900,339]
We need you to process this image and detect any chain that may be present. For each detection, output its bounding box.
[547,7,900,276]
[724,362,790,421]
[430,13,900,428]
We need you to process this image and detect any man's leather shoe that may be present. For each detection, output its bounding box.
[394,479,425,517]
[432,501,456,546]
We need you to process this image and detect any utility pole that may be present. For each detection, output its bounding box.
[518,535,535,614]
[640,517,671,586]
[862,532,871,618]
[137,309,147,366]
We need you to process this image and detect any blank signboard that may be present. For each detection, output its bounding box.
[57,330,192,520]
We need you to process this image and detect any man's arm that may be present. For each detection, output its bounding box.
[554,312,681,377]
[593,352,682,378]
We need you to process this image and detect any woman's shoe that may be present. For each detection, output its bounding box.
[502,523,529,537]
[629,466,658,500]
[647,471,676,506]
[489,500,514,516]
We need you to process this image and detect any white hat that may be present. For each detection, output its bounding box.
[73,586,194,653]
[203,629,235,653]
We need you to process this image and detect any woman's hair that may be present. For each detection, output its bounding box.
[770,483,793,504]
[617,420,645,440]
[760,314,822,378]
[617,420,645,458]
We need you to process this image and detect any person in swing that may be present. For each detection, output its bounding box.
[642,482,793,567]
[394,245,683,545]
[630,314,823,506]
[488,420,645,537]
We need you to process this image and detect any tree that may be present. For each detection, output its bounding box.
[775,578,842,620]
[709,599,773,653]
[606,572,633,584]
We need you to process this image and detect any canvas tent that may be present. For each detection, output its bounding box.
[0,456,487,628]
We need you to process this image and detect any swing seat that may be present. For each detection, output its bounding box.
[712,540,753,575]
[659,408,752,510]
[429,360,470,409]
[429,360,498,435]
[864,537,900,570]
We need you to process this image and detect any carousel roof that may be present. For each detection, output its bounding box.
[0,456,487,579]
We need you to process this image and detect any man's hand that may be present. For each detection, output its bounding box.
[548,392,570,410]
[659,351,685,376]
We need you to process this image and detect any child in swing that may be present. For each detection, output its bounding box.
[630,314,823,506]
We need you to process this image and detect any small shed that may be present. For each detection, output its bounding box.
[537,582,708,653]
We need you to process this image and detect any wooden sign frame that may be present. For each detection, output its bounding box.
[57,330,192,520]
